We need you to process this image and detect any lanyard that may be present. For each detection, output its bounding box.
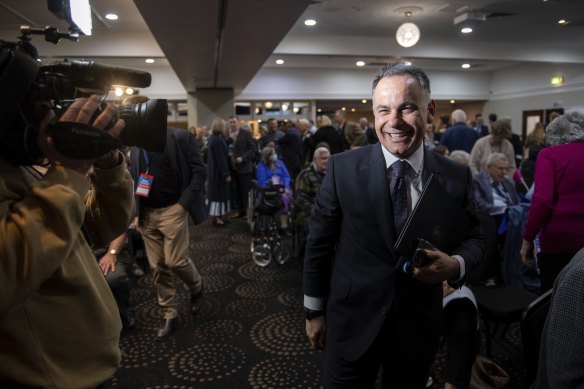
[142,149,150,174]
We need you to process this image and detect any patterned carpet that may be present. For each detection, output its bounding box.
[112,218,531,388]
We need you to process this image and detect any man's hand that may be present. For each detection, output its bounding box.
[98,253,117,275]
[235,156,243,164]
[306,316,326,350]
[520,239,536,268]
[37,95,125,175]
[411,249,460,285]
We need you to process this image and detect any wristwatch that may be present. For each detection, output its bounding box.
[109,249,118,256]
[304,308,324,320]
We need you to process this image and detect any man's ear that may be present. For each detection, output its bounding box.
[427,100,436,124]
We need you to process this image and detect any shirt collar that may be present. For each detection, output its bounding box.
[380,142,424,175]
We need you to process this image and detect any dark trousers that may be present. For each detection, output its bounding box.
[443,298,480,388]
[234,172,253,213]
[104,251,133,325]
[539,251,576,293]
[323,308,440,389]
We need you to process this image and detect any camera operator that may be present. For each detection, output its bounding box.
[0,95,135,388]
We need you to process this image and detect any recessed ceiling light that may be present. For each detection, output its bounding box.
[341,107,346,111]
[351,108,356,112]
[450,99,456,104]
[105,13,118,20]
[558,19,567,24]
[362,99,368,104]
[461,27,473,34]
[145,58,155,64]
[304,19,316,26]
[356,61,365,67]
[462,63,471,69]
[317,108,322,112]
[276,59,285,65]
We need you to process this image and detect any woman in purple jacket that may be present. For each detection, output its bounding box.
[521,112,584,293]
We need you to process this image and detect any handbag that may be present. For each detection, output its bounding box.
[470,355,510,389]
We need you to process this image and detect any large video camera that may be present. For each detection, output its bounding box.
[0,5,167,165]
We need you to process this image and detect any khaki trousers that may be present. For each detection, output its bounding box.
[139,203,202,319]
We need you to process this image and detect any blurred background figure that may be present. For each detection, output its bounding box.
[207,118,232,226]
[256,146,292,227]
[521,111,584,293]
[424,123,437,150]
[312,115,343,155]
[449,150,470,167]
[470,119,517,178]
[523,121,546,163]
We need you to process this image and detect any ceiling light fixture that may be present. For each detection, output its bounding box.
[145,58,155,64]
[276,59,285,65]
[450,99,456,104]
[558,19,567,24]
[462,63,471,69]
[105,13,118,20]
[265,101,273,109]
[362,99,368,104]
[304,19,316,26]
[356,61,365,67]
[396,22,420,48]
[461,27,473,33]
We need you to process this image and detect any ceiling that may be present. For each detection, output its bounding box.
[1,0,583,102]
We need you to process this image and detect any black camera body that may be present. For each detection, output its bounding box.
[0,28,168,165]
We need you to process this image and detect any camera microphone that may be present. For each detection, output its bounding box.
[42,60,152,89]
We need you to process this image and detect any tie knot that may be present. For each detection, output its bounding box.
[391,160,409,178]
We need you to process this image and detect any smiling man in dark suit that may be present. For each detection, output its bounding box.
[303,61,484,388]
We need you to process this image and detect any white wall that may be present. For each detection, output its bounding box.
[238,67,492,101]
[484,63,584,134]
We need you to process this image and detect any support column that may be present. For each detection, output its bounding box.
[187,88,235,128]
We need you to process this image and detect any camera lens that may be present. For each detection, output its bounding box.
[118,99,167,153]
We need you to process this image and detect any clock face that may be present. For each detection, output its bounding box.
[396,23,421,48]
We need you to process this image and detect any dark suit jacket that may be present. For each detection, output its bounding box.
[130,128,208,224]
[303,144,483,361]
[472,172,519,215]
[534,247,584,388]
[233,129,257,175]
[312,125,344,155]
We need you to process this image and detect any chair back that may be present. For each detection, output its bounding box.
[520,289,553,382]
[467,212,499,284]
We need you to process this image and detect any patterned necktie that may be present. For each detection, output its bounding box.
[389,160,410,234]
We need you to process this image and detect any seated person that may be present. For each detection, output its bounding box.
[293,147,330,229]
[94,230,136,331]
[256,146,292,219]
[472,153,519,218]
[442,282,481,389]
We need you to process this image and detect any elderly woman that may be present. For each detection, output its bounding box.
[255,146,292,218]
[469,119,516,178]
[521,112,584,293]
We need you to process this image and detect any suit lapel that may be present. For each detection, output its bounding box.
[363,145,395,251]
[422,147,444,186]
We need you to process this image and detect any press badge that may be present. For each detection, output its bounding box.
[136,173,154,197]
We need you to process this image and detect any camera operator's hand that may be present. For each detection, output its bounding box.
[38,95,125,175]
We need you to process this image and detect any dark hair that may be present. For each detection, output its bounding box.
[488,113,497,122]
[372,61,431,103]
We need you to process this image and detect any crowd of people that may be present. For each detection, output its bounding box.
[2,53,584,389]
